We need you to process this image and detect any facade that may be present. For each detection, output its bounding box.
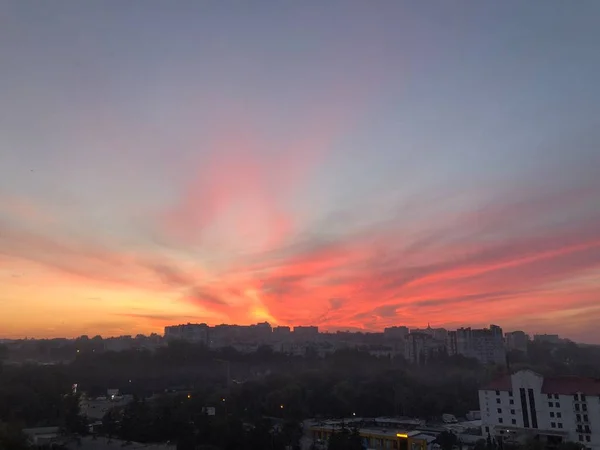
[448,325,506,364]
[505,331,530,353]
[384,326,410,340]
[479,370,600,450]
[293,325,319,340]
[405,332,446,365]
[164,323,209,344]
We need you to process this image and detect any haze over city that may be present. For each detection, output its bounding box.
[1,1,599,342]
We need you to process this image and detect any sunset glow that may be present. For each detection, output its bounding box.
[1,2,599,342]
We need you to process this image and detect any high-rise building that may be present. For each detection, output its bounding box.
[505,331,530,353]
[384,326,409,340]
[480,370,600,450]
[448,324,505,364]
[293,326,319,341]
[164,323,210,345]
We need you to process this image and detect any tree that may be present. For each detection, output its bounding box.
[328,428,363,450]
[436,431,458,450]
[0,422,29,450]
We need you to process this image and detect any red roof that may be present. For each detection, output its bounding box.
[482,375,512,391]
[542,377,600,395]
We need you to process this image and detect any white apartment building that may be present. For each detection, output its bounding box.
[479,370,600,450]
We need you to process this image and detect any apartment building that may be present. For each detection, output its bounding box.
[448,325,506,364]
[479,370,600,450]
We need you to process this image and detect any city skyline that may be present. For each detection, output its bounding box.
[1,2,600,342]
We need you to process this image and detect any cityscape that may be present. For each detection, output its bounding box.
[2,1,600,450]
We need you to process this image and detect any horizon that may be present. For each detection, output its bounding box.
[1,2,600,343]
[0,321,576,344]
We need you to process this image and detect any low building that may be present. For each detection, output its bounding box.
[23,427,60,446]
[309,424,434,450]
[479,369,600,450]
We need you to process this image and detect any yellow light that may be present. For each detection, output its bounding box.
[280,404,284,409]
[397,434,408,438]
[187,394,191,399]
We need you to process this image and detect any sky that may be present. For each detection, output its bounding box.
[1,1,599,342]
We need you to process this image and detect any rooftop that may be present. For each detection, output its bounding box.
[481,371,600,395]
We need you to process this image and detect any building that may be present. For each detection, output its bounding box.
[384,326,410,340]
[164,323,209,344]
[309,423,434,450]
[412,325,448,341]
[448,325,506,365]
[534,334,562,344]
[505,331,530,353]
[405,332,446,365]
[479,369,600,450]
[272,325,291,339]
[293,326,319,341]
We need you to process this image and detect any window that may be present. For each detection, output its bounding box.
[558,423,563,429]
[555,403,560,408]
[496,398,501,404]
[485,427,489,433]
[581,394,586,401]
[576,404,580,411]
[496,390,500,395]
[549,402,553,407]
[511,409,515,415]
[584,426,590,433]
[509,399,514,405]
[584,415,589,422]
[499,418,503,424]
[547,394,552,399]
[574,394,579,401]
[497,408,502,413]
[551,422,556,428]
[512,419,516,425]
[509,391,513,397]
[554,394,559,399]
[579,435,584,442]
[585,436,591,443]
[557,412,562,418]
[577,415,581,421]
[550,412,555,418]
[582,404,587,411]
